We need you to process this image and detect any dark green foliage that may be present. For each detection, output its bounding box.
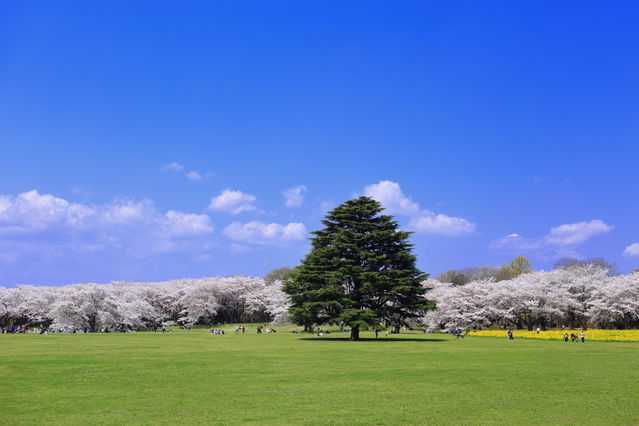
[283,196,432,340]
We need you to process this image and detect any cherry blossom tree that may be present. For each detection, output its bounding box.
[422,279,494,331]
[108,282,164,329]
[588,272,639,329]
[49,283,119,331]
[178,279,221,325]
[245,280,289,325]
[485,272,568,331]
[549,265,608,329]
[3,265,630,333]
[424,265,611,331]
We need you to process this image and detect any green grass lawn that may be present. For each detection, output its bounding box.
[1,325,638,425]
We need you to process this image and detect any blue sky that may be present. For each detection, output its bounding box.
[1,2,638,287]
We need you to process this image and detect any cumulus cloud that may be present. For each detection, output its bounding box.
[163,211,214,236]
[102,198,154,225]
[0,190,96,231]
[186,171,202,180]
[363,181,475,236]
[222,221,307,245]
[409,214,477,236]
[0,190,215,260]
[364,181,420,216]
[160,162,185,172]
[490,220,614,257]
[623,243,639,257]
[207,189,260,215]
[545,220,614,246]
[283,185,307,207]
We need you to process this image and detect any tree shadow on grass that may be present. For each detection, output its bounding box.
[298,337,447,342]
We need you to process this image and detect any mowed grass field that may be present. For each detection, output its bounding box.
[2,326,638,425]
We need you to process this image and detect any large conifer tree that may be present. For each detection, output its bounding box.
[283,196,432,341]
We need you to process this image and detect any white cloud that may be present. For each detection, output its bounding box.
[0,190,216,260]
[545,220,614,246]
[160,162,185,172]
[623,243,639,257]
[185,171,215,181]
[363,181,475,236]
[364,181,420,216]
[160,163,214,180]
[0,195,11,220]
[163,211,214,236]
[0,190,96,230]
[102,198,154,225]
[222,221,307,245]
[491,220,614,257]
[207,189,260,215]
[283,185,307,208]
[186,171,202,181]
[408,214,476,236]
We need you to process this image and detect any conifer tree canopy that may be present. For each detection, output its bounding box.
[283,196,432,341]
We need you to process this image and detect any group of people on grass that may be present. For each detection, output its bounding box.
[452,329,466,339]
[2,325,29,333]
[211,324,283,335]
[503,328,587,342]
[564,331,586,343]
[1,325,145,334]
[256,325,277,334]
[315,327,331,336]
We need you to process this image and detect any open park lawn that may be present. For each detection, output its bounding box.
[1,326,638,425]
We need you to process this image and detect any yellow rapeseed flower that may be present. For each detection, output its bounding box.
[468,329,639,342]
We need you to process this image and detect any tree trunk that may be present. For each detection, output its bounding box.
[349,325,360,341]
[88,315,98,333]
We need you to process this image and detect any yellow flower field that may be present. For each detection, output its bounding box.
[468,329,639,342]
